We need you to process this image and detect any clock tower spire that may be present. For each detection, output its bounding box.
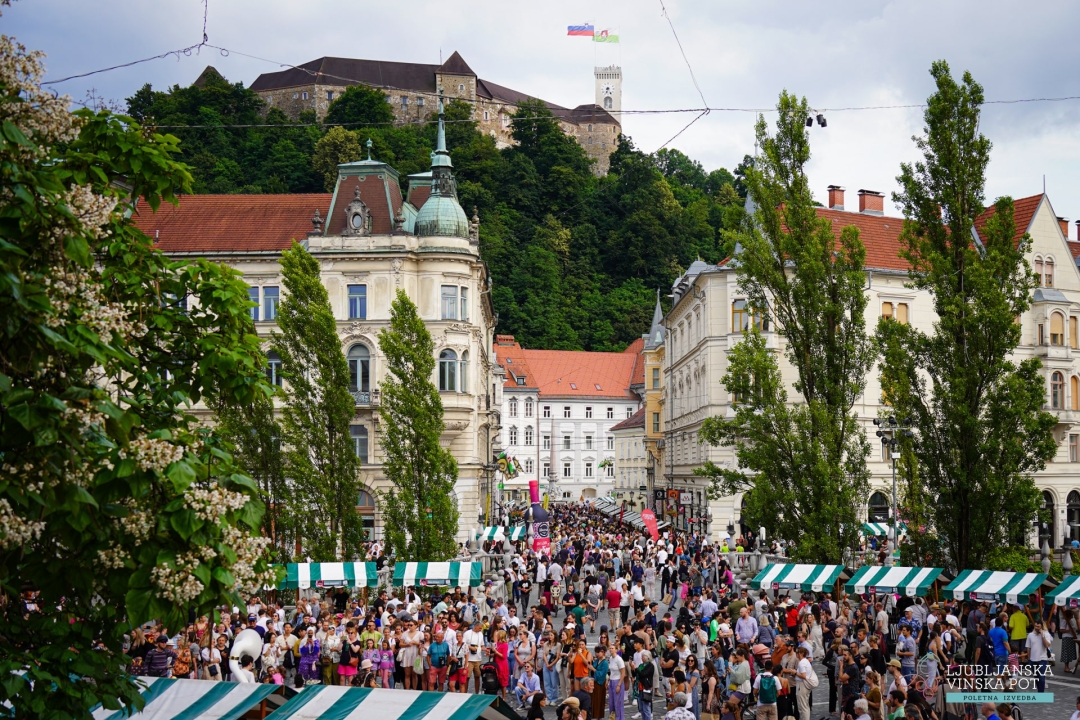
[594,65,622,115]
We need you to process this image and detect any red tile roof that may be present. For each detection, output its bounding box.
[610,406,646,431]
[326,174,403,236]
[1068,242,1080,261]
[521,348,639,399]
[495,336,538,389]
[132,194,330,253]
[974,194,1044,246]
[624,337,645,387]
[814,208,907,271]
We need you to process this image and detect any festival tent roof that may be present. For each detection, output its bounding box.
[944,570,1048,605]
[1047,575,1080,607]
[265,686,519,720]
[91,677,277,720]
[845,565,943,597]
[392,562,484,588]
[279,562,378,589]
[476,526,528,542]
[750,563,849,592]
[862,522,908,536]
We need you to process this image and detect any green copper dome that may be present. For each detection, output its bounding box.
[415,92,469,238]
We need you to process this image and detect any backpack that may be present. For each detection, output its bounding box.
[758,674,778,704]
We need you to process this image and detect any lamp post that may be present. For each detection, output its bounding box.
[874,416,914,566]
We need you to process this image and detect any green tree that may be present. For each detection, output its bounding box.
[696,91,875,563]
[378,290,459,560]
[312,126,365,190]
[324,84,396,127]
[0,39,277,718]
[877,61,1057,570]
[273,242,365,560]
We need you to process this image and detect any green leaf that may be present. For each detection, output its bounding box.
[212,567,235,587]
[165,460,196,493]
[63,235,92,266]
[169,509,200,540]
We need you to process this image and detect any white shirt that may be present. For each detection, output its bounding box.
[875,610,889,634]
[795,658,813,688]
[609,653,626,680]
[1027,629,1052,662]
[463,630,486,663]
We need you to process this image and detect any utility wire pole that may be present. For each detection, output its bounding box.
[873,416,914,566]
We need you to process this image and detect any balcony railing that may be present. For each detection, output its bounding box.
[351,390,371,405]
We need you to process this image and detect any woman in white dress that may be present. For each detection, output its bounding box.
[399,618,424,690]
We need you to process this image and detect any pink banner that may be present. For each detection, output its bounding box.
[529,479,540,505]
[640,509,660,542]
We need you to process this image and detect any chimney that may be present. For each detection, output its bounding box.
[827,185,845,211]
[858,189,884,215]
[1057,216,1069,239]
[1075,219,1080,243]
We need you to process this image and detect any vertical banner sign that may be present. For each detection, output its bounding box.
[529,479,540,505]
[530,482,550,554]
[641,509,660,542]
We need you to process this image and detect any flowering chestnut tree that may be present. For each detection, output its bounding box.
[0,35,280,718]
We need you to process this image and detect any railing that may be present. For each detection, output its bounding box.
[351,390,371,405]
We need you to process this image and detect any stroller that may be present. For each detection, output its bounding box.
[480,662,501,695]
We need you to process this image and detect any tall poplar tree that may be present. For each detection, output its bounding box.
[696,91,875,563]
[272,242,365,560]
[877,61,1056,570]
[378,290,460,560]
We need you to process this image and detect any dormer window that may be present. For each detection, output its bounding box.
[342,185,371,237]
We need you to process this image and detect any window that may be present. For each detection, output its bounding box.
[1073,376,1080,411]
[524,426,533,445]
[606,407,614,419]
[606,464,614,478]
[732,300,748,332]
[1041,491,1056,545]
[1052,313,1066,346]
[563,462,571,478]
[401,96,409,106]
[1072,317,1079,349]
[458,84,465,92]
[1072,435,1080,463]
[626,407,633,418]
[460,287,469,322]
[1052,371,1065,409]
[249,287,260,321]
[882,302,893,320]
[302,91,309,100]
[1035,258,1044,286]
[347,344,371,400]
[543,463,550,477]
[348,285,367,319]
[585,406,593,419]
[895,303,909,324]
[563,435,571,450]
[509,426,518,445]
[1039,324,1046,346]
[563,406,571,418]
[524,458,534,473]
[543,405,551,418]
[588,137,593,145]
[327,91,334,100]
[514,375,526,386]
[417,97,424,107]
[441,286,458,320]
[1046,259,1055,287]
[484,111,489,120]
[460,351,469,393]
[263,286,279,321]
[652,367,661,389]
[585,462,593,478]
[1070,492,1080,542]
[525,398,534,417]
[509,398,518,417]
[292,93,298,99]
[604,97,612,110]
[652,413,660,433]
[543,435,551,450]
[588,124,593,132]
[607,436,614,451]
[266,351,283,387]
[585,435,593,450]
[502,114,510,127]
[594,384,602,391]
[350,425,369,463]
[439,349,457,391]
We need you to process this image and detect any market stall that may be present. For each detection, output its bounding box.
[750,563,849,593]
[475,526,528,542]
[944,570,1049,605]
[861,522,908,536]
[265,686,519,720]
[392,561,484,588]
[845,565,943,597]
[1045,574,1080,607]
[91,678,277,720]
[278,562,379,590]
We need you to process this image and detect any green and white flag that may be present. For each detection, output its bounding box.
[594,28,619,43]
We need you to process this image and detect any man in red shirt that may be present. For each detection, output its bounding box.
[607,586,623,629]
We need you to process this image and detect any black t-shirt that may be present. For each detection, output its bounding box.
[868,647,886,676]
[843,662,860,697]
[520,579,532,595]
[661,648,679,677]
[373,598,386,616]
[622,635,637,661]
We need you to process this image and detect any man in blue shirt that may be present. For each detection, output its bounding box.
[514,662,542,708]
[987,614,1011,673]
[427,630,451,691]
[897,607,922,648]
[896,624,918,682]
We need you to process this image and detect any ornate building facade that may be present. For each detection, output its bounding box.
[133,103,500,545]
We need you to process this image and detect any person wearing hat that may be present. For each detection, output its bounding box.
[143,634,179,678]
[885,659,907,697]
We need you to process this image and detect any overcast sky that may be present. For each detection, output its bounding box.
[8,0,1080,228]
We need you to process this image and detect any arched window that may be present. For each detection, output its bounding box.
[1045,258,1055,287]
[439,349,457,391]
[603,97,612,110]
[868,491,890,522]
[1052,371,1065,409]
[460,350,469,393]
[1051,312,1065,346]
[1034,257,1044,286]
[524,426,533,445]
[1041,491,1055,547]
[1069,491,1080,542]
[524,398,534,417]
[356,488,376,540]
[509,398,518,417]
[1073,377,1079,412]
[347,344,371,402]
[509,426,518,445]
[350,425,368,463]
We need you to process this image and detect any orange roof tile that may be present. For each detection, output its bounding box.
[1068,242,1080,261]
[522,348,639,399]
[974,194,1043,246]
[814,208,907,271]
[624,336,645,387]
[495,336,538,390]
[132,194,330,253]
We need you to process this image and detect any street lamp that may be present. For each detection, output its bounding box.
[874,416,914,566]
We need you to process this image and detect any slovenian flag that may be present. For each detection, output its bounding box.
[567,24,595,37]
[594,28,619,43]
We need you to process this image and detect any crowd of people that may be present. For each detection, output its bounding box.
[125,502,1068,720]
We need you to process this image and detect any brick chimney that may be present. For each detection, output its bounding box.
[827,185,845,211]
[858,189,884,215]
[1075,219,1080,242]
[1057,216,1069,238]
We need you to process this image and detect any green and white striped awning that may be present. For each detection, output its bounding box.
[266,686,517,720]
[476,526,528,542]
[945,570,1048,605]
[1045,575,1080,607]
[845,565,943,597]
[506,526,527,541]
[393,561,483,588]
[862,522,908,536]
[279,562,379,589]
[750,564,848,592]
[91,677,277,720]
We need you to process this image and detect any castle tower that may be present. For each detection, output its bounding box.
[595,66,622,114]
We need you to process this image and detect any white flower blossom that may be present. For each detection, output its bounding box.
[0,498,45,549]
[184,485,248,522]
[121,437,185,473]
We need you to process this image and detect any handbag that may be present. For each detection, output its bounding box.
[413,656,425,674]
